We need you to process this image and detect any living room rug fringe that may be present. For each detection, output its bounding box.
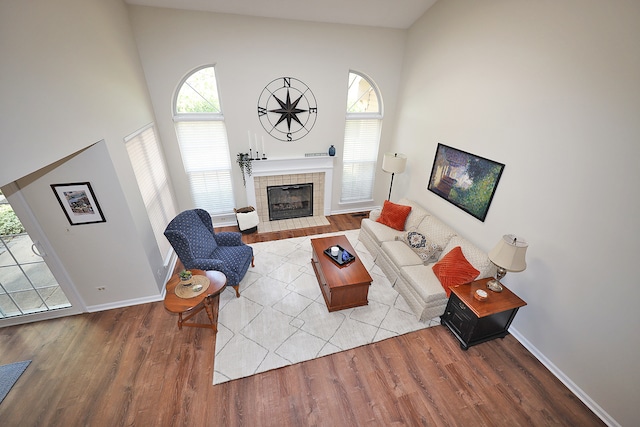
[213,229,438,385]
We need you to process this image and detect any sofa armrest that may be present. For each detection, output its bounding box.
[369,208,382,221]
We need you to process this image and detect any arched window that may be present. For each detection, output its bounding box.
[173,66,235,215]
[340,71,383,203]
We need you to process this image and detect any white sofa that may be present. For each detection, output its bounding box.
[358,198,496,322]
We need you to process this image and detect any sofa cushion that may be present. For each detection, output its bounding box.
[361,218,404,246]
[376,200,412,231]
[398,230,441,264]
[432,246,480,297]
[380,240,424,268]
[398,198,430,230]
[415,215,457,249]
[440,235,495,279]
[399,265,448,304]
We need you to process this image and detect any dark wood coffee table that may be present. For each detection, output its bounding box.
[164,269,227,331]
[310,235,372,312]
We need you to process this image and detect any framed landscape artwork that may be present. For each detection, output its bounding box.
[427,144,505,222]
[51,182,106,225]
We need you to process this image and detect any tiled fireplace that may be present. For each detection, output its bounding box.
[266,182,314,221]
[244,156,335,231]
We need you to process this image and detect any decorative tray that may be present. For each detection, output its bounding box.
[323,245,355,266]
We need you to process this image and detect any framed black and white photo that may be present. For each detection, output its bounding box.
[51,182,106,225]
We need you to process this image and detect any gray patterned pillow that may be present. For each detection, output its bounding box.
[399,230,441,264]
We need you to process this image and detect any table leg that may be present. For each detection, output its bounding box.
[177,313,183,330]
[204,297,217,333]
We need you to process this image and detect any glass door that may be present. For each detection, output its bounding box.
[0,186,83,323]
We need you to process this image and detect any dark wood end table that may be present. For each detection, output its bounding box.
[163,269,227,332]
[440,278,527,350]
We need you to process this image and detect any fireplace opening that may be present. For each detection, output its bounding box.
[267,183,313,221]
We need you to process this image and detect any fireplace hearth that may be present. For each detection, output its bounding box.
[267,183,313,221]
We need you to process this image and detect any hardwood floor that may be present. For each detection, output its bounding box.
[0,213,604,426]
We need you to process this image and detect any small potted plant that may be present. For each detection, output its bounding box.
[236,153,252,187]
[179,270,192,283]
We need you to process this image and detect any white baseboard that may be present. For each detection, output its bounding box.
[330,205,380,216]
[509,327,620,427]
[86,294,164,313]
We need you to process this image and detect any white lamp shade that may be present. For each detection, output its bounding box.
[382,152,407,174]
[488,234,528,272]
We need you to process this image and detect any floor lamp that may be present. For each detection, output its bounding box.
[382,152,407,200]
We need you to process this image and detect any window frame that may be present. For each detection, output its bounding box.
[172,65,236,216]
[340,71,384,204]
[124,123,177,263]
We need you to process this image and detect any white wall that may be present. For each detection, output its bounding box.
[394,1,640,425]
[127,6,407,218]
[13,142,161,307]
[0,0,168,308]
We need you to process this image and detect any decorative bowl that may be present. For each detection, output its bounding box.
[474,289,488,302]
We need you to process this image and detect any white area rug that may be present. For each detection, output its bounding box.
[213,229,439,385]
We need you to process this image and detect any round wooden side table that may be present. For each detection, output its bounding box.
[163,269,227,332]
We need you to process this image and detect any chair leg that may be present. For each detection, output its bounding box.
[233,285,240,298]
[251,256,255,268]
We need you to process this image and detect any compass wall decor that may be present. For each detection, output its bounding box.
[257,77,318,142]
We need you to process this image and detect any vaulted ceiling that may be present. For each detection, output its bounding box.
[125,0,437,29]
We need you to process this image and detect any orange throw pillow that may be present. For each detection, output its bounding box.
[376,200,412,231]
[432,246,480,297]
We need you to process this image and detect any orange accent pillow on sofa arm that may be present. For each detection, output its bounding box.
[432,246,480,297]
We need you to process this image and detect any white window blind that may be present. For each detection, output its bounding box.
[125,124,177,260]
[341,119,382,202]
[175,121,235,214]
[340,71,383,203]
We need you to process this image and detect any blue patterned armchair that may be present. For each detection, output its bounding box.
[164,209,254,297]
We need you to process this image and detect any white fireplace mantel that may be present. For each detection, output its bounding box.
[245,156,335,216]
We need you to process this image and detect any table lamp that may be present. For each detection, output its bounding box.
[487,234,528,292]
[382,152,407,200]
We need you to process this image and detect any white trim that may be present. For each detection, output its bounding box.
[345,112,383,120]
[173,113,224,122]
[330,204,380,216]
[0,307,78,327]
[123,122,154,142]
[509,327,620,427]
[87,294,165,313]
[212,217,239,227]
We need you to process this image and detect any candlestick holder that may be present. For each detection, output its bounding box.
[262,153,267,160]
